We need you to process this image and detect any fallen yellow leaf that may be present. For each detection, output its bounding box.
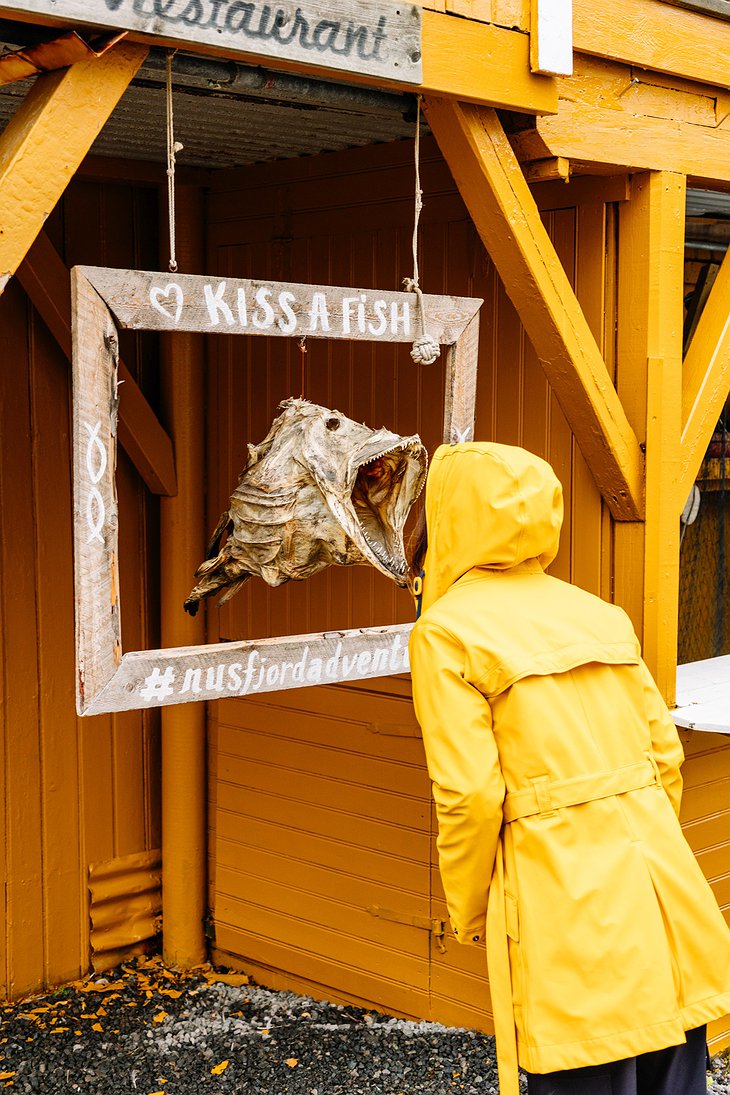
[91,1023,103,1033]
[74,980,126,994]
[152,1011,168,1025]
[147,1091,165,1095]
[159,989,182,1000]
[285,1058,298,1068]
[211,1060,229,1076]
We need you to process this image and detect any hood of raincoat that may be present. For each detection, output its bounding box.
[421,443,563,613]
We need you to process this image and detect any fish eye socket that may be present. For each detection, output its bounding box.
[325,417,341,431]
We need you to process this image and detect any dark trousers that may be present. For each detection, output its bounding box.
[526,1026,708,1095]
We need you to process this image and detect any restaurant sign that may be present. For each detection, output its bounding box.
[0,0,423,84]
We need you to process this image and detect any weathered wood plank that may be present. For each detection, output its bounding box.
[86,624,415,714]
[424,96,645,521]
[18,233,177,496]
[443,313,480,444]
[73,264,480,714]
[0,0,422,85]
[71,269,123,715]
[79,266,483,345]
[0,41,146,295]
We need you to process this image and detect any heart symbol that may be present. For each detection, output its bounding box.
[150,283,184,324]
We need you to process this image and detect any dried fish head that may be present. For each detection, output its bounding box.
[183,398,427,615]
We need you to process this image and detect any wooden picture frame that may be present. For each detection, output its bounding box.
[72,266,482,715]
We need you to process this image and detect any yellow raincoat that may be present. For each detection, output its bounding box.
[409,443,730,1093]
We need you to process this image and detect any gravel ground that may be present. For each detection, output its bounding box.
[1,956,729,1094]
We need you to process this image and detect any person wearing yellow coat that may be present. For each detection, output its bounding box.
[408,442,730,1095]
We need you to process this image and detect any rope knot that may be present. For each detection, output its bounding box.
[403,278,440,366]
[410,335,440,366]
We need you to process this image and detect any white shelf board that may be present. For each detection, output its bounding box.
[672,654,730,734]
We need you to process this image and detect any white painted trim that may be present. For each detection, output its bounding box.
[672,654,730,733]
[531,0,573,77]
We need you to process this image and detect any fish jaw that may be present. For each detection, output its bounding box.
[320,433,427,586]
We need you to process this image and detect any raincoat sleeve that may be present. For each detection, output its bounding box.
[638,659,684,817]
[409,619,505,945]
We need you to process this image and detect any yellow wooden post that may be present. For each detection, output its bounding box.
[0,41,147,294]
[160,185,207,969]
[616,173,686,700]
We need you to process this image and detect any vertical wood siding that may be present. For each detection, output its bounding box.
[0,179,161,998]
[206,138,616,1027]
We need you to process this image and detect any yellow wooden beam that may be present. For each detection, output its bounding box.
[17,229,177,497]
[0,40,147,294]
[512,100,730,188]
[573,0,730,90]
[423,96,644,521]
[419,9,557,112]
[678,244,730,508]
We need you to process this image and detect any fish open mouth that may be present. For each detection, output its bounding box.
[347,436,427,584]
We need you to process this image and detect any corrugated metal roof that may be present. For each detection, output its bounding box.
[0,45,417,168]
[687,189,730,218]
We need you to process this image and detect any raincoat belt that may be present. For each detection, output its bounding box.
[488,756,660,1095]
[502,758,659,824]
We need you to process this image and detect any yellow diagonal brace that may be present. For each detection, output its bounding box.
[17,229,177,497]
[0,40,147,294]
[678,245,730,510]
[423,97,644,522]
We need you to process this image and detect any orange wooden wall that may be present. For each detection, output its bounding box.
[0,178,161,999]
[204,138,611,1027]
[205,139,730,1039]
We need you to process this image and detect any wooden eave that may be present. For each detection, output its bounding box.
[0,5,559,115]
[509,50,730,189]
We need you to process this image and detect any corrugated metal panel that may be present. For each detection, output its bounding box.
[207,137,610,1029]
[0,179,161,1000]
[687,189,730,218]
[89,849,162,973]
[0,50,416,168]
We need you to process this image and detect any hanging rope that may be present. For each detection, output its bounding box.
[403,96,440,367]
[298,336,307,399]
[165,50,183,274]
